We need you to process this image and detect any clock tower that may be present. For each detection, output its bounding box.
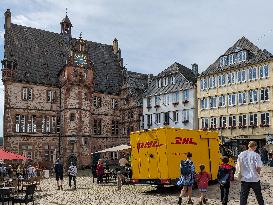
[59,35,93,166]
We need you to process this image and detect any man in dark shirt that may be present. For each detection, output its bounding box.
[54,158,64,190]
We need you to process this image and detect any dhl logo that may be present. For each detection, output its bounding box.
[171,137,197,145]
[137,141,163,149]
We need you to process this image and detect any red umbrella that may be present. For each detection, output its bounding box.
[0,149,31,160]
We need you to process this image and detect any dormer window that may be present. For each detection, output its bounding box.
[163,77,168,86]
[220,50,247,67]
[157,79,162,88]
[170,76,175,84]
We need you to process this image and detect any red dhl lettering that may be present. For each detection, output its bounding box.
[137,141,163,149]
[171,137,197,145]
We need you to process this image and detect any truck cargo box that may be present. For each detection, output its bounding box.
[130,127,221,185]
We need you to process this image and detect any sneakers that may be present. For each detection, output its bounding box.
[178,197,182,205]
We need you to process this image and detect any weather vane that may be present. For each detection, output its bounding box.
[79,32,82,39]
[66,8,68,15]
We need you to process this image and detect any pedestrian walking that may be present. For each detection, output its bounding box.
[268,152,273,167]
[195,164,211,205]
[237,141,265,205]
[96,159,104,184]
[217,156,234,205]
[68,162,77,189]
[177,152,195,205]
[54,158,64,190]
[260,146,268,165]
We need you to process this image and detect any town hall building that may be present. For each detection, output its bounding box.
[1,9,149,167]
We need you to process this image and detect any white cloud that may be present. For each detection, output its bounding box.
[0,31,4,40]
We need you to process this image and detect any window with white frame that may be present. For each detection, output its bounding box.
[228,54,234,65]
[237,70,246,83]
[93,96,102,108]
[170,76,175,84]
[163,77,168,86]
[228,115,236,127]
[201,98,208,109]
[47,90,56,102]
[147,97,152,107]
[15,114,26,133]
[164,112,170,125]
[22,88,32,101]
[26,115,36,133]
[218,95,226,107]
[249,67,257,81]
[155,96,161,106]
[200,79,204,90]
[182,110,189,122]
[259,65,269,79]
[183,89,189,101]
[163,94,170,105]
[210,97,217,108]
[219,116,227,128]
[173,111,179,122]
[228,94,236,106]
[155,113,161,124]
[249,113,258,127]
[249,90,258,103]
[220,56,228,67]
[238,92,247,105]
[201,118,209,129]
[147,114,152,127]
[202,79,207,90]
[112,99,118,109]
[172,91,179,103]
[157,79,162,88]
[210,117,217,129]
[209,76,216,88]
[239,114,247,127]
[261,112,270,126]
[260,88,269,101]
[227,72,235,84]
[218,75,226,86]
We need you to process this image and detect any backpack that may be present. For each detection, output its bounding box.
[217,167,230,186]
[180,160,193,176]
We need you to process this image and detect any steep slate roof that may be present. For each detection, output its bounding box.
[201,36,273,76]
[121,71,149,103]
[145,62,196,97]
[4,23,123,94]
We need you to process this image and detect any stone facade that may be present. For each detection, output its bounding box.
[1,9,149,167]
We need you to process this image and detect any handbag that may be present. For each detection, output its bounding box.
[234,160,242,181]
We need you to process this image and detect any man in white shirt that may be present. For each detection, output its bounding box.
[237,141,265,205]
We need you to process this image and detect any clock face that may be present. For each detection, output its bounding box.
[74,53,87,66]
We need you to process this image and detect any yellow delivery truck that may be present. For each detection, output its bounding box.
[130,127,222,185]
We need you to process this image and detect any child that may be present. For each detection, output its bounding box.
[217,156,234,205]
[195,164,211,205]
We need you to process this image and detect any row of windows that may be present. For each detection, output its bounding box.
[200,65,269,90]
[93,96,118,109]
[145,110,190,127]
[147,90,189,108]
[22,88,57,102]
[156,76,176,88]
[93,119,135,135]
[219,50,247,67]
[200,88,269,109]
[201,112,270,129]
[15,115,59,133]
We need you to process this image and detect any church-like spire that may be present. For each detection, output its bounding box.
[60,8,72,37]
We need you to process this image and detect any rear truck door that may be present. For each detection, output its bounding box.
[130,131,140,180]
[199,131,221,180]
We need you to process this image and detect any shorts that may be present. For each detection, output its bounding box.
[199,189,207,192]
[56,174,63,181]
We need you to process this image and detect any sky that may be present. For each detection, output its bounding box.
[1,0,273,137]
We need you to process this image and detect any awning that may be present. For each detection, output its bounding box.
[92,144,131,154]
[0,149,31,160]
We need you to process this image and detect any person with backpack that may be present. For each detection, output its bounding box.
[177,152,195,205]
[68,162,77,189]
[217,156,235,205]
[54,158,64,190]
[195,164,211,205]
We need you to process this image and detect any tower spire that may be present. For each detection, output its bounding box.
[60,9,72,37]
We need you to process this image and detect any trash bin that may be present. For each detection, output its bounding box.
[44,170,49,178]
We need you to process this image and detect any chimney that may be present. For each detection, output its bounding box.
[4,9,11,31]
[192,63,198,76]
[113,38,118,55]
